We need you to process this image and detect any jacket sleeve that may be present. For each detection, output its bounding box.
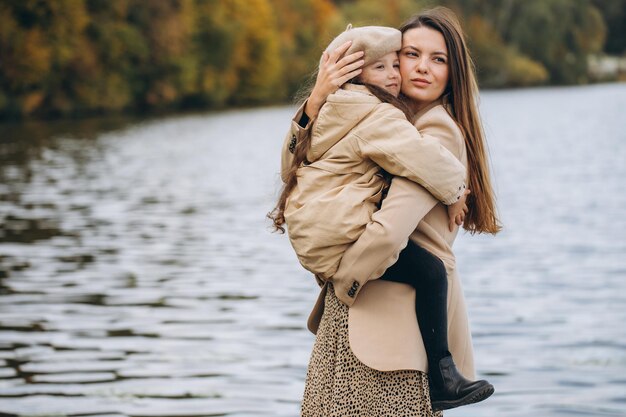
[353,104,466,205]
[331,106,467,305]
[280,100,314,183]
[331,178,438,305]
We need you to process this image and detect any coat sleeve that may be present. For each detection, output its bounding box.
[280,100,314,183]
[331,177,438,306]
[331,106,467,305]
[353,104,466,205]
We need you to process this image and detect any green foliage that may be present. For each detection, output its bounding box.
[466,15,548,87]
[443,0,608,85]
[592,0,626,54]
[500,0,606,84]
[0,0,620,119]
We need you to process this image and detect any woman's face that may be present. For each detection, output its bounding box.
[359,52,401,97]
[399,26,449,111]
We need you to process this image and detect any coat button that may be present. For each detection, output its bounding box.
[347,280,360,298]
[288,135,297,153]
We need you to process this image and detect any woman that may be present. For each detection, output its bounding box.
[284,7,500,416]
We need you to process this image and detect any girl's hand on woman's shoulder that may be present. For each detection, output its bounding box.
[305,41,365,119]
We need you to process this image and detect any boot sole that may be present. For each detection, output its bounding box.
[431,383,494,411]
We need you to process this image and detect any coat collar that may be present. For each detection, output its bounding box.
[341,83,376,96]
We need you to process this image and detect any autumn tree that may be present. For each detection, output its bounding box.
[444,0,607,84]
[0,0,620,120]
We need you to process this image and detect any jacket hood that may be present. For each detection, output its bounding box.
[307,84,380,162]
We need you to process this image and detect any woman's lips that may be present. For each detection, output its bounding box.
[411,78,431,87]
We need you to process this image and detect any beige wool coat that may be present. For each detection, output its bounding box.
[281,84,466,286]
[284,97,475,378]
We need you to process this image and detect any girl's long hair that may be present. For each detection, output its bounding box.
[268,81,412,233]
[400,7,501,234]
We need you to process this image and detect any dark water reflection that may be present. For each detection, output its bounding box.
[0,84,625,416]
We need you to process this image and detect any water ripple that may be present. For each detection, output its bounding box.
[1,84,626,416]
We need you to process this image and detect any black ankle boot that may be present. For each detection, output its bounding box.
[429,355,494,411]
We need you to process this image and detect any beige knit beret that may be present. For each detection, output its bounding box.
[324,24,402,67]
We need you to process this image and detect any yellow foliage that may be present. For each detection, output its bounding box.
[146,81,178,107]
[146,0,194,58]
[506,54,549,87]
[272,0,341,96]
[21,91,45,115]
[311,0,340,34]
[339,0,430,28]
[46,0,90,66]
[9,29,52,88]
[222,0,283,103]
[0,4,51,89]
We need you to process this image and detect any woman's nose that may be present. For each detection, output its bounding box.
[416,57,428,73]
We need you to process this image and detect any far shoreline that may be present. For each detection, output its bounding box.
[1,81,624,126]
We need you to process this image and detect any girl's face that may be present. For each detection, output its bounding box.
[399,27,450,112]
[359,52,401,97]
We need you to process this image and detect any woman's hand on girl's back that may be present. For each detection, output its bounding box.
[305,41,365,119]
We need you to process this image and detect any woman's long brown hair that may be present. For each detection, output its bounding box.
[268,82,412,233]
[400,7,501,234]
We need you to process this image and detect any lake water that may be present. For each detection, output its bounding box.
[0,83,625,417]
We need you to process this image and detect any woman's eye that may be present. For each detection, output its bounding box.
[435,57,446,63]
[405,52,418,58]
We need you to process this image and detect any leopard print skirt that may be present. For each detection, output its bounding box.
[301,283,443,417]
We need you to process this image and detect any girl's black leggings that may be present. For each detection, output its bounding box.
[379,239,450,367]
